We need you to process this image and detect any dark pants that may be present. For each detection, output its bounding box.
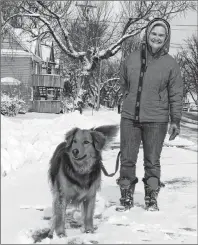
[120,117,168,181]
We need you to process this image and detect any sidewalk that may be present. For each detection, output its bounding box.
[182,111,198,127]
[182,116,198,125]
[182,112,198,121]
[100,145,197,244]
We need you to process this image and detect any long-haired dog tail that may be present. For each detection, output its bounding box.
[94,125,119,144]
[48,142,67,186]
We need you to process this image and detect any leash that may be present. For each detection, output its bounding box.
[100,151,166,187]
[101,151,121,177]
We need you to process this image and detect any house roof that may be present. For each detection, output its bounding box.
[1,49,43,62]
[2,24,43,63]
[2,23,61,66]
[14,29,59,64]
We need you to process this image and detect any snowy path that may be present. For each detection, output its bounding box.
[1,110,197,244]
[2,147,197,244]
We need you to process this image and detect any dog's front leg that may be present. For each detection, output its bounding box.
[82,195,96,233]
[48,190,67,238]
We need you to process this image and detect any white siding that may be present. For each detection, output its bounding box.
[1,56,32,103]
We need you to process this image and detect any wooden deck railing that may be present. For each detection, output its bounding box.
[32,74,64,88]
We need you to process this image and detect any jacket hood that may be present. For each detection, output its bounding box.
[143,18,171,57]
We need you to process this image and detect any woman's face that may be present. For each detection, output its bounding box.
[148,25,166,53]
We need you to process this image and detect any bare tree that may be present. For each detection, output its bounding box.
[1,0,193,74]
[189,1,197,11]
[175,34,198,103]
[95,59,121,107]
[59,3,118,108]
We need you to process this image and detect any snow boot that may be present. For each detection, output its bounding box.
[142,177,161,211]
[116,177,138,211]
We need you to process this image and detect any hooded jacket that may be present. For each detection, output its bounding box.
[120,18,183,124]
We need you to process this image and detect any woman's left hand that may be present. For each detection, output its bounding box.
[168,123,180,140]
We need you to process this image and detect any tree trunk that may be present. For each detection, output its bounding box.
[96,61,102,111]
[189,90,197,103]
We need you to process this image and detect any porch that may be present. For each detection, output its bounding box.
[31,74,64,113]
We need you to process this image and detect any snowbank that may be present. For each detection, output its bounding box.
[1,111,119,177]
[1,111,196,177]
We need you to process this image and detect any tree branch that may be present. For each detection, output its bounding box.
[36,0,75,54]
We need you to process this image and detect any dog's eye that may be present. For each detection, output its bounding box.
[73,139,77,143]
[84,140,90,144]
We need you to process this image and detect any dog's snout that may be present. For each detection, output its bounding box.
[72,149,79,157]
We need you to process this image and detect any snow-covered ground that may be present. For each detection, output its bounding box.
[1,109,197,244]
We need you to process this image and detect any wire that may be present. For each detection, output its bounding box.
[64,17,198,26]
[171,43,189,45]
[172,28,197,31]
[172,24,197,27]
[170,46,187,49]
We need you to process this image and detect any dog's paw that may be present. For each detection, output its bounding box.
[85,229,94,234]
[89,240,99,244]
[82,227,94,234]
[31,228,51,243]
[84,225,97,234]
[57,233,66,238]
[56,227,66,238]
[47,233,53,239]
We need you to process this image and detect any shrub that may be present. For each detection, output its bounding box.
[1,93,27,116]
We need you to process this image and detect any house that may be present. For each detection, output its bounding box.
[183,91,197,111]
[1,25,65,113]
[1,24,43,108]
[184,91,197,104]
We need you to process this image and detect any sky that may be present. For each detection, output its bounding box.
[1,108,197,244]
[169,9,197,56]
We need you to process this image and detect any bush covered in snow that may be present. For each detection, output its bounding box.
[1,93,27,116]
[61,96,83,113]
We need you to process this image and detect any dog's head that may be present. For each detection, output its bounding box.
[65,125,118,166]
[65,128,105,165]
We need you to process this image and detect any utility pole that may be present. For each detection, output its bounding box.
[75,1,97,20]
[75,1,97,8]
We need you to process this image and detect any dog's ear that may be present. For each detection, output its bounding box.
[91,131,106,151]
[65,127,79,148]
[93,125,119,145]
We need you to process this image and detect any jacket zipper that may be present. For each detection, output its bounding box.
[134,64,147,122]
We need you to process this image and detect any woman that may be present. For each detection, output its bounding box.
[117,18,183,211]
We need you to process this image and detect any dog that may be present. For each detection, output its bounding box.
[48,125,118,238]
